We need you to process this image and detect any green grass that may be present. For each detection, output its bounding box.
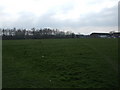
[2,38,118,88]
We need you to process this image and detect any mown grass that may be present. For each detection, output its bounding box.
[2,38,118,88]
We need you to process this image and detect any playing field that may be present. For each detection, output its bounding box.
[2,38,118,88]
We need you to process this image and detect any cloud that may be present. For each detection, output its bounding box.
[0,0,118,34]
[76,5,118,27]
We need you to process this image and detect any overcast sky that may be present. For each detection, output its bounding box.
[0,0,119,34]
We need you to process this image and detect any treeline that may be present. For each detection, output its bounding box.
[1,28,78,40]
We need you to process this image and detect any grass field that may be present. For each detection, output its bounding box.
[2,38,118,88]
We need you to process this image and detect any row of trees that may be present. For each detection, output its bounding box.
[0,28,76,40]
[1,28,119,40]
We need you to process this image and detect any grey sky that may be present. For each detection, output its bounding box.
[0,0,119,34]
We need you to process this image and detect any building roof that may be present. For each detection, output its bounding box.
[90,33,110,36]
